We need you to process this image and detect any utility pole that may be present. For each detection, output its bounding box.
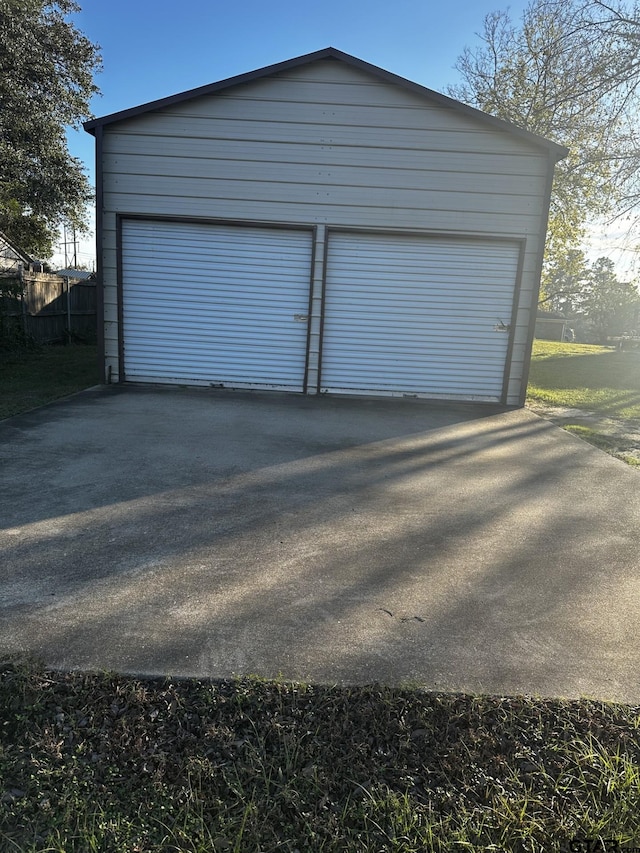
[60,224,79,269]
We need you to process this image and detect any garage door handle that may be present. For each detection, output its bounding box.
[293,314,308,322]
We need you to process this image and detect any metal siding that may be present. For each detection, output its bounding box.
[105,153,545,198]
[109,177,539,219]
[105,192,541,233]
[121,220,312,389]
[106,114,546,155]
[103,133,549,178]
[99,60,552,402]
[321,233,520,400]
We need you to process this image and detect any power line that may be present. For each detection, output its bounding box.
[60,224,79,268]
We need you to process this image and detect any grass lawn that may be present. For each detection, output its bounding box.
[0,344,98,420]
[527,340,640,419]
[2,663,640,853]
[527,340,640,466]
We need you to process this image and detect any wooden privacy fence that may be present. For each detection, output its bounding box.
[0,272,97,344]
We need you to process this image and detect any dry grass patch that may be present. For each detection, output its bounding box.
[2,663,640,852]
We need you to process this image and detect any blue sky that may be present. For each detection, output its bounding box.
[71,0,531,179]
[59,0,632,272]
[63,0,531,267]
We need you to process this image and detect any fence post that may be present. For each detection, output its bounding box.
[19,263,28,337]
[66,276,71,340]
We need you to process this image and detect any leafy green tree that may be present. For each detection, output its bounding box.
[0,0,101,258]
[540,249,590,314]
[539,251,639,340]
[451,0,640,270]
[578,257,640,342]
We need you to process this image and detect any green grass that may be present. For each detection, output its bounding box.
[527,340,640,465]
[0,344,98,420]
[527,340,640,419]
[1,663,640,852]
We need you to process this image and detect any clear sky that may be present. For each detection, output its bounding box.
[58,0,633,273]
[72,0,532,178]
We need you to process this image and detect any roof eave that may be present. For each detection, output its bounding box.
[83,48,341,135]
[83,46,569,160]
[0,230,36,265]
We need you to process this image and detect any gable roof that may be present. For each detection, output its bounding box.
[0,231,36,267]
[84,47,568,161]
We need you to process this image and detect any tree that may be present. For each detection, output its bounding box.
[579,257,640,341]
[450,0,640,271]
[0,0,101,258]
[541,251,640,341]
[540,249,590,314]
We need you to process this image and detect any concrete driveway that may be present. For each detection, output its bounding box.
[1,386,639,702]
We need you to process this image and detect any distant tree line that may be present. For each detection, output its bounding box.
[541,253,640,343]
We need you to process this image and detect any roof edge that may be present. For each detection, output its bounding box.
[84,46,568,160]
[83,48,342,134]
[0,230,36,265]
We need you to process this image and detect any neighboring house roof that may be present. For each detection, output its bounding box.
[537,309,567,320]
[0,230,36,270]
[84,47,569,161]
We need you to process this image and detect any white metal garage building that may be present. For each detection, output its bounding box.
[85,48,567,405]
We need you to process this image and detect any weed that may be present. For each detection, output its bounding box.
[2,664,640,852]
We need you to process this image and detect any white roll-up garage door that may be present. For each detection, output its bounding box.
[321,232,520,401]
[121,219,313,390]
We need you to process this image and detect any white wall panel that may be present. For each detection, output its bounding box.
[103,133,548,178]
[107,174,540,217]
[105,114,539,156]
[104,153,545,198]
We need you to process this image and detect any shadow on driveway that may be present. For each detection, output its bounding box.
[1,386,639,702]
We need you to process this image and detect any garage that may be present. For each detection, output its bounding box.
[120,219,313,390]
[321,232,521,400]
[85,47,567,406]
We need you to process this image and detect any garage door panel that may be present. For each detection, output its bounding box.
[125,294,307,314]
[126,270,311,289]
[125,303,307,324]
[121,220,312,389]
[125,334,308,354]
[123,357,305,385]
[323,327,510,343]
[322,340,510,357]
[321,232,519,400]
[323,306,511,322]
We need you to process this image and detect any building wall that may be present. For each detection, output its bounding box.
[535,318,566,341]
[99,58,552,404]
